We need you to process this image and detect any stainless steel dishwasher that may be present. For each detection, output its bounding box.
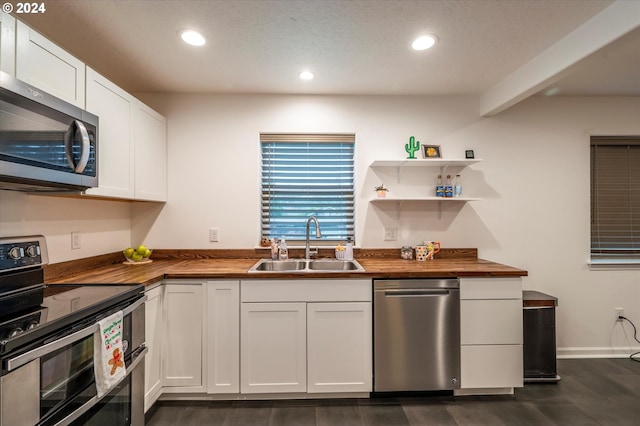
[373,278,460,392]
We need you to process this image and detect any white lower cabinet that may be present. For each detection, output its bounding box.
[207,280,240,394]
[162,281,204,390]
[307,302,372,393]
[459,277,523,393]
[240,279,372,395]
[241,302,307,394]
[144,284,163,412]
[460,345,523,389]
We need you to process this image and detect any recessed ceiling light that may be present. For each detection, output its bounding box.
[411,34,438,51]
[299,71,314,80]
[180,30,206,46]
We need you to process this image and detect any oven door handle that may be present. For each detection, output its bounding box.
[5,295,146,372]
[53,345,148,426]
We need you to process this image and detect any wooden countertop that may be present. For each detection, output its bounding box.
[45,251,527,286]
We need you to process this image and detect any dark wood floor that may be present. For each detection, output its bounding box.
[145,358,640,425]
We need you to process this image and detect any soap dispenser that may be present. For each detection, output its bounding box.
[279,237,288,260]
[345,237,354,261]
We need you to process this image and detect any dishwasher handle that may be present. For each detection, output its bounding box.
[382,289,453,297]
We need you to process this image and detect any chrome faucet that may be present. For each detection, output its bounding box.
[305,216,322,259]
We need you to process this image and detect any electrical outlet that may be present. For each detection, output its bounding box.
[615,307,624,321]
[71,232,81,250]
[209,228,219,242]
[383,227,398,241]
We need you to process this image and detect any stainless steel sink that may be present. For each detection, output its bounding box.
[250,260,307,271]
[248,258,365,273]
[307,260,362,271]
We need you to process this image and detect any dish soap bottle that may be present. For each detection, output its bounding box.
[345,237,354,261]
[279,237,288,260]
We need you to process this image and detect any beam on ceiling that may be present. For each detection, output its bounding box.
[479,0,640,117]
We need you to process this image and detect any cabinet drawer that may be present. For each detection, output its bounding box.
[241,279,371,303]
[461,345,523,389]
[461,299,523,345]
[460,277,522,300]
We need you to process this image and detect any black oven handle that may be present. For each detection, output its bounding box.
[5,295,146,372]
[53,345,148,426]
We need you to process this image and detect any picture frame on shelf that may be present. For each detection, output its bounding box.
[465,149,475,159]
[421,145,441,159]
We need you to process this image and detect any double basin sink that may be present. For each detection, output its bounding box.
[249,258,365,273]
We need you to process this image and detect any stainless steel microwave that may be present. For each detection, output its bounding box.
[0,71,98,192]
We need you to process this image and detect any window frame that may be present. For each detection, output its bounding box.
[259,133,356,245]
[590,136,640,269]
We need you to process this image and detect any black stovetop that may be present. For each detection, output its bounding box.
[0,284,143,357]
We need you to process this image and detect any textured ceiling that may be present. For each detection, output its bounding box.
[16,0,640,111]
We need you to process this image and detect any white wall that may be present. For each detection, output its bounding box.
[0,191,132,264]
[2,91,640,356]
[137,92,640,357]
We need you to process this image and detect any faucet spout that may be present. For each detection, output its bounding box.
[305,216,322,259]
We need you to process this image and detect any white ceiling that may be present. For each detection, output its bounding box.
[17,0,640,115]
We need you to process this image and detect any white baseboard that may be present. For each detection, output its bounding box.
[557,346,640,359]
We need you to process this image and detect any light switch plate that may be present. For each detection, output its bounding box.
[383,227,398,241]
[71,232,81,249]
[210,228,219,242]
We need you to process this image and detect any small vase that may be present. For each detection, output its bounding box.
[376,190,387,198]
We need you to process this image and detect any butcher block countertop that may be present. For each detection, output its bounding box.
[44,248,527,286]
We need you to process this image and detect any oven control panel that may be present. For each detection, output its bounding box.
[0,236,48,271]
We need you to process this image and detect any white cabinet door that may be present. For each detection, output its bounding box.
[207,280,240,394]
[85,67,135,199]
[458,277,523,392]
[461,299,523,345]
[240,302,306,394]
[461,345,523,389]
[307,302,372,393]
[0,12,16,75]
[133,101,167,201]
[163,283,203,388]
[144,285,163,412]
[15,21,85,107]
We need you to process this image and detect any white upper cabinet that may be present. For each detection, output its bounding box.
[84,68,167,201]
[133,101,167,202]
[85,68,135,199]
[15,21,85,108]
[0,12,16,75]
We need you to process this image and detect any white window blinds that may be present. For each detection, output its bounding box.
[260,133,355,243]
[591,137,640,262]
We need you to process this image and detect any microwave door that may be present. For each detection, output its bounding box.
[0,71,98,191]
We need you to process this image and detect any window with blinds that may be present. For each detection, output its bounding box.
[591,137,640,263]
[260,133,355,244]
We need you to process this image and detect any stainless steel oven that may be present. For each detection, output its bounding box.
[0,236,146,426]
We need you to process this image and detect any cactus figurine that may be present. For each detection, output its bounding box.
[405,136,420,159]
